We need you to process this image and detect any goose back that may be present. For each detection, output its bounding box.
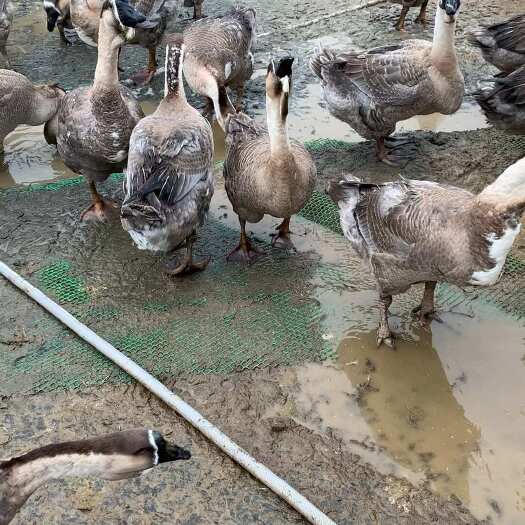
[330,177,522,295]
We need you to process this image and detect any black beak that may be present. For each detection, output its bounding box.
[47,11,59,32]
[159,443,191,463]
[441,0,460,16]
[114,0,147,28]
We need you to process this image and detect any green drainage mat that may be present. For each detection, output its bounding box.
[0,139,524,395]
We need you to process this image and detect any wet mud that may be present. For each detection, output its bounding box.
[1,0,525,524]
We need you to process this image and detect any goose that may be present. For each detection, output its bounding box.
[43,0,76,46]
[468,14,525,74]
[182,6,256,129]
[0,429,191,525]
[222,57,316,261]
[474,65,525,134]
[0,0,13,68]
[121,39,214,275]
[56,0,145,221]
[70,0,176,84]
[0,70,65,152]
[309,0,464,166]
[328,157,525,347]
[390,0,429,31]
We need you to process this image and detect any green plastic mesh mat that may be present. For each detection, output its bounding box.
[0,138,524,395]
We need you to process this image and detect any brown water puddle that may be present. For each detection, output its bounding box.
[291,294,525,524]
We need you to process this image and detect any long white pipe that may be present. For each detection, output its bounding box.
[0,261,337,525]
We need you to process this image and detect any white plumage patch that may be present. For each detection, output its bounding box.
[469,224,521,286]
[281,76,290,93]
[147,430,159,466]
[75,27,97,47]
[224,62,232,81]
[43,0,61,14]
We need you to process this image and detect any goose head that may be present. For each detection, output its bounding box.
[266,56,294,121]
[439,0,461,24]
[100,0,149,46]
[43,0,61,33]
[1,430,190,524]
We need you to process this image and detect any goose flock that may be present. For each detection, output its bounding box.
[1,0,525,521]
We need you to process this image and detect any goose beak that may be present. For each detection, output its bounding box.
[159,443,191,463]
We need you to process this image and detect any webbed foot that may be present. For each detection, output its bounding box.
[165,256,210,276]
[80,198,118,222]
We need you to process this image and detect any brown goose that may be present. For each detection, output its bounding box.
[0,0,13,67]
[475,65,525,134]
[468,14,525,74]
[56,0,145,221]
[0,70,65,152]
[182,6,256,129]
[223,57,316,261]
[0,429,191,525]
[390,0,429,31]
[121,39,214,275]
[329,158,525,347]
[70,0,176,84]
[310,0,464,166]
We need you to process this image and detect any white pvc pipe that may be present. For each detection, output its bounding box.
[257,0,387,38]
[0,261,337,525]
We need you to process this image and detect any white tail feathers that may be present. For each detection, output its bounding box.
[478,156,525,211]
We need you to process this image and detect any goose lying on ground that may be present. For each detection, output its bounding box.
[310,0,464,166]
[0,429,191,525]
[329,157,525,347]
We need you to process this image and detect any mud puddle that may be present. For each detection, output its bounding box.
[289,294,525,524]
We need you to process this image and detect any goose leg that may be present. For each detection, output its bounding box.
[377,294,395,348]
[80,181,118,222]
[412,281,442,325]
[394,5,409,31]
[193,0,204,19]
[271,218,296,251]
[414,0,429,28]
[234,84,245,112]
[129,48,157,86]
[227,219,259,263]
[165,231,210,276]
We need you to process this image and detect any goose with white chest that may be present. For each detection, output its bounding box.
[56,0,146,221]
[328,157,525,347]
[310,0,464,166]
[0,429,191,525]
[223,57,316,261]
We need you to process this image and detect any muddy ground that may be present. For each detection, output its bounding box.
[2,0,525,524]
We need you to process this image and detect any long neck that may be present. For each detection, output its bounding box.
[431,6,457,68]
[266,95,290,159]
[164,49,186,103]
[94,15,121,89]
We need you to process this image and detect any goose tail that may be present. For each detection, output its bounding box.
[309,46,337,82]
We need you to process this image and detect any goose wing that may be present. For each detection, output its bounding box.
[487,15,525,53]
[338,41,431,106]
[125,126,213,214]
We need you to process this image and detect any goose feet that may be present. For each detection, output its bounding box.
[166,232,209,276]
[377,295,395,349]
[227,219,260,263]
[129,49,157,86]
[81,182,118,222]
[376,136,416,167]
[80,198,118,222]
[411,281,441,325]
[271,218,296,251]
